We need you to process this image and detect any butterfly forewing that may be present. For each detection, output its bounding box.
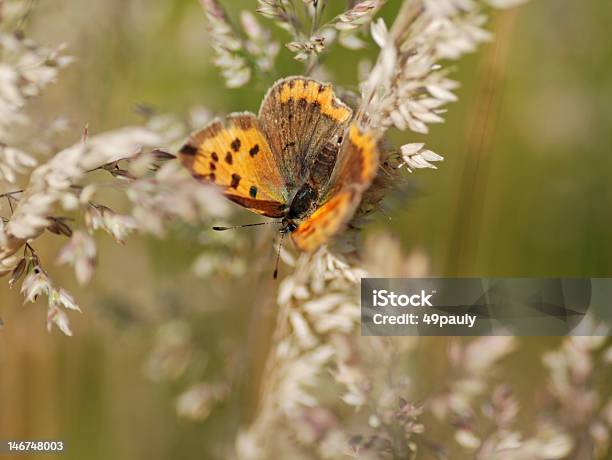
[325,124,379,199]
[259,76,353,189]
[179,113,288,218]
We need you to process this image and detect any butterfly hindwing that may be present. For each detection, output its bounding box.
[291,124,379,252]
[179,113,288,218]
[259,76,353,189]
[290,186,361,252]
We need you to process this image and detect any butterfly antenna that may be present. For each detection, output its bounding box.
[273,231,286,280]
[212,221,281,231]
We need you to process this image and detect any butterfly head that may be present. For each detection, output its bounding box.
[280,218,298,234]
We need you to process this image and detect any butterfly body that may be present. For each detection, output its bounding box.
[179,76,379,252]
[287,183,318,219]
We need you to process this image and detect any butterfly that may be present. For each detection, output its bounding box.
[178,76,379,255]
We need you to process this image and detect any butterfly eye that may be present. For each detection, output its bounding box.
[287,222,297,232]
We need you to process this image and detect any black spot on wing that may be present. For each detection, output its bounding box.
[231,138,241,152]
[211,152,219,162]
[231,173,241,189]
[225,152,233,164]
[249,144,260,157]
[249,185,258,198]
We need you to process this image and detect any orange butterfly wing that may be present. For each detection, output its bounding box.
[291,124,379,252]
[179,113,288,218]
[259,76,352,189]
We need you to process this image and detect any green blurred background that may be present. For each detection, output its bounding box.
[1,0,611,459]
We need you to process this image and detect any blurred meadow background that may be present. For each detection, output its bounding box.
[1,0,611,459]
